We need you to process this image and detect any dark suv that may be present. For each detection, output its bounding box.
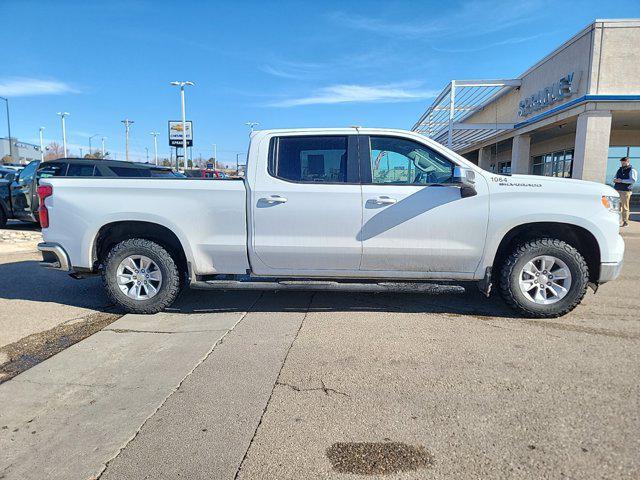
[0,158,182,227]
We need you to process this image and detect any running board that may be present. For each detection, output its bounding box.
[190,279,462,293]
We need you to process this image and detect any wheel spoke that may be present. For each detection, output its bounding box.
[145,282,158,296]
[117,274,134,285]
[123,257,137,272]
[550,282,568,296]
[148,270,162,281]
[551,268,569,280]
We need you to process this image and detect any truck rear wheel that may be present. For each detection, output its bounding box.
[102,238,181,314]
[499,238,588,318]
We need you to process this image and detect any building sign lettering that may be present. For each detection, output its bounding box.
[517,72,580,117]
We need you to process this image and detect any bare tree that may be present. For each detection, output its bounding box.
[44,142,64,160]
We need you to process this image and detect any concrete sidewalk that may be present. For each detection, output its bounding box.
[0,291,267,479]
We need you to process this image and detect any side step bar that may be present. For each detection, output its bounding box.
[190,279,463,293]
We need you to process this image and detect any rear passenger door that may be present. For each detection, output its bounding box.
[249,134,362,274]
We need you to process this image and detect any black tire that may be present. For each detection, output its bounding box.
[102,238,181,314]
[0,208,6,229]
[499,238,588,318]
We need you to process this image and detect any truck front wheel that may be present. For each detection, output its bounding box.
[102,238,181,314]
[499,238,589,318]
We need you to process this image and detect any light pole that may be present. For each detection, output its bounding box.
[39,127,45,161]
[245,121,259,134]
[101,137,107,158]
[121,119,134,162]
[212,143,217,170]
[0,97,13,160]
[57,112,70,157]
[170,81,194,171]
[149,132,159,165]
[89,134,99,157]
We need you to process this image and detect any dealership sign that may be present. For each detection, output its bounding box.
[517,72,581,117]
[168,121,193,147]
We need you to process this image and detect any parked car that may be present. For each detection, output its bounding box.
[0,158,181,227]
[184,168,227,179]
[37,128,624,318]
[0,167,20,180]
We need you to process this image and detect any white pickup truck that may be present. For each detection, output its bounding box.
[37,128,624,317]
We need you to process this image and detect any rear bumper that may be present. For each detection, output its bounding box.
[598,261,623,284]
[37,242,71,272]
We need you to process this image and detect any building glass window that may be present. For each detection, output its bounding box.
[606,146,640,195]
[497,161,511,175]
[531,149,573,178]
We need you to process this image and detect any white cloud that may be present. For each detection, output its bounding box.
[328,0,549,40]
[432,33,552,53]
[269,83,439,107]
[0,78,78,97]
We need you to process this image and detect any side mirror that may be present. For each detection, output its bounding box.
[453,166,476,185]
[453,166,477,198]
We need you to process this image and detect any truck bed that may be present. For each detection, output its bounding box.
[42,178,250,275]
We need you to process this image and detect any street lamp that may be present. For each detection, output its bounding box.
[39,127,45,161]
[57,112,70,157]
[121,119,134,162]
[149,132,159,165]
[245,121,259,134]
[170,81,194,171]
[0,97,13,160]
[89,134,100,157]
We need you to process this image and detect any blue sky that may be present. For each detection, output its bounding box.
[2,0,639,165]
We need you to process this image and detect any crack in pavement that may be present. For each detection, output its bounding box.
[276,379,350,398]
[233,293,315,480]
[104,328,226,335]
[95,293,264,480]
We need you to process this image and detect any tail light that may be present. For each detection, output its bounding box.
[37,185,53,228]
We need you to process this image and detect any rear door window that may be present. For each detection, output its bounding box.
[269,136,352,183]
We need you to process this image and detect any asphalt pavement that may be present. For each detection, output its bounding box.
[0,222,638,479]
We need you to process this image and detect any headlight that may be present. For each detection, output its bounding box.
[601,195,620,213]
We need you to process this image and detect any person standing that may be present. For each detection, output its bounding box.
[613,156,637,227]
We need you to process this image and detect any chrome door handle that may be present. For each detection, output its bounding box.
[262,195,288,204]
[372,196,397,205]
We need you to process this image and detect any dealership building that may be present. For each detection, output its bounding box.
[413,19,640,200]
[0,137,42,164]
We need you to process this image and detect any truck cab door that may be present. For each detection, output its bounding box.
[249,134,362,275]
[11,160,40,221]
[359,135,489,275]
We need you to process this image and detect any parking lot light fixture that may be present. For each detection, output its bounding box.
[245,121,259,134]
[0,97,13,160]
[89,134,100,156]
[39,127,45,161]
[121,119,134,162]
[57,112,70,157]
[149,132,159,165]
[170,81,195,171]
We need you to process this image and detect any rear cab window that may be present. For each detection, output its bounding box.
[66,164,96,177]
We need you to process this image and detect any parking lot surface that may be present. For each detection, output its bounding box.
[0,222,638,479]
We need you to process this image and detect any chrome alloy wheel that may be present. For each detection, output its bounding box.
[116,255,162,300]
[518,255,572,305]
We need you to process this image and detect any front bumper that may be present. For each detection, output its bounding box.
[598,261,623,284]
[37,242,71,272]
